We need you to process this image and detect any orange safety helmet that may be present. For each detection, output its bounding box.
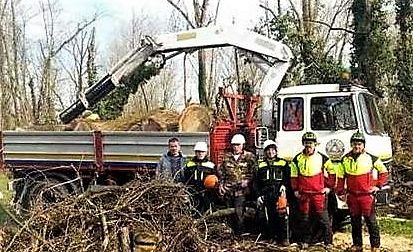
[203,175,218,189]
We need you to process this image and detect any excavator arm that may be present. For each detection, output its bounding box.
[59,25,293,124]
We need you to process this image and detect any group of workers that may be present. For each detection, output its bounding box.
[155,131,388,251]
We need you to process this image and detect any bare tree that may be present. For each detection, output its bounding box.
[0,0,32,129]
[30,0,98,124]
[60,27,97,101]
[166,0,221,106]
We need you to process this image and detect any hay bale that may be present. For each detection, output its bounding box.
[179,104,212,132]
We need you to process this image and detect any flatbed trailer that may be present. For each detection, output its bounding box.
[0,130,209,210]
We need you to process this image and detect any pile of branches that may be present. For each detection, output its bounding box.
[2,178,213,252]
[1,177,352,251]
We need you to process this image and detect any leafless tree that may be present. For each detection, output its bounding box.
[106,11,178,116]
[166,0,221,106]
[0,0,32,129]
[59,27,97,102]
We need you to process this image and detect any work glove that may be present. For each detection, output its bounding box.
[369,186,380,194]
[257,196,264,208]
[218,183,230,196]
[322,188,331,195]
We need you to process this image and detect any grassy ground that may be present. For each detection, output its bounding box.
[378,217,413,239]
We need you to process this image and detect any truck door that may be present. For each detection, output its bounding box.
[276,96,305,160]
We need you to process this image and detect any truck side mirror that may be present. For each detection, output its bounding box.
[255,127,269,148]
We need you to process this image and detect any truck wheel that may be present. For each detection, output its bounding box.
[20,178,70,213]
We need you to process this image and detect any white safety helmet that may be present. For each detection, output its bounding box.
[194,141,208,152]
[231,134,246,144]
[263,139,277,151]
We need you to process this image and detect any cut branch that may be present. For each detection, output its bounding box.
[53,14,99,57]
[259,4,277,20]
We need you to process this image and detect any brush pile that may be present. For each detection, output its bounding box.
[0,177,385,252]
[2,178,212,251]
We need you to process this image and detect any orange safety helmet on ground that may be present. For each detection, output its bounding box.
[203,174,218,189]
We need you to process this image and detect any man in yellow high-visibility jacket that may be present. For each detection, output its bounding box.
[336,131,388,252]
[290,132,333,249]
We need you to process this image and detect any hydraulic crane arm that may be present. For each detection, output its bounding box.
[59,25,293,124]
[59,42,158,123]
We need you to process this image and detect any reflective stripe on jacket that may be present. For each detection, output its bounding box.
[324,159,340,189]
[255,157,289,196]
[184,158,215,184]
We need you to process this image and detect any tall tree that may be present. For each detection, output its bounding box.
[95,13,162,119]
[31,0,98,125]
[166,0,220,106]
[0,0,32,129]
[395,0,413,110]
[351,0,394,94]
[263,0,349,86]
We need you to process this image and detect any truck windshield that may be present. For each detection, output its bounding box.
[358,93,386,135]
[311,96,357,130]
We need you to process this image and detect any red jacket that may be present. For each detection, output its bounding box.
[290,151,331,193]
[336,151,388,194]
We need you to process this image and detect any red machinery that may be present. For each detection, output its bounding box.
[210,88,260,164]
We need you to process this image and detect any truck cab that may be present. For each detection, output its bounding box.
[272,83,392,164]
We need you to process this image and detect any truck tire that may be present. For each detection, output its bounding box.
[20,178,70,213]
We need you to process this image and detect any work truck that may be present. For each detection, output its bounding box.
[0,25,392,212]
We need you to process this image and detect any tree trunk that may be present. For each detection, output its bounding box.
[351,0,371,84]
[198,50,208,105]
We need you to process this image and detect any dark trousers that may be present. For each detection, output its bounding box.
[298,194,332,245]
[350,211,380,248]
[233,195,246,235]
[193,192,211,214]
[262,194,289,242]
[262,198,289,242]
[348,194,380,248]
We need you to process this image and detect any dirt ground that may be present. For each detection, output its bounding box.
[333,231,413,252]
